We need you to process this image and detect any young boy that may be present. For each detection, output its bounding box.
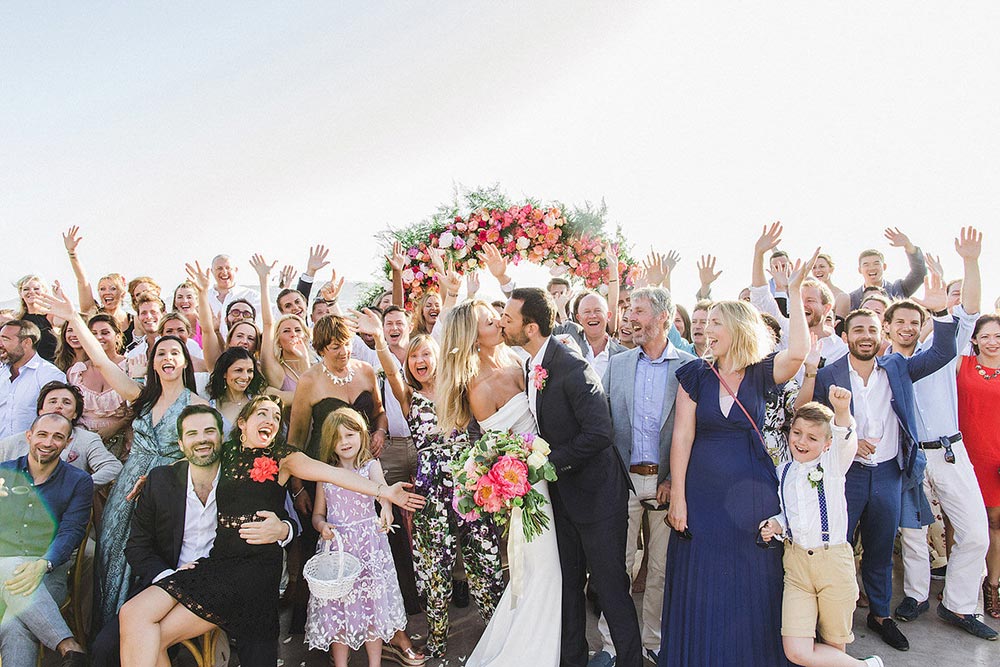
[759,385,883,667]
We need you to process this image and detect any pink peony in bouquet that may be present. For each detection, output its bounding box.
[451,430,557,542]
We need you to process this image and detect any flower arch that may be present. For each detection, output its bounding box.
[367,186,638,308]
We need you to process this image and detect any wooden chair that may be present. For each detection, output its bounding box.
[179,628,225,667]
[37,516,93,665]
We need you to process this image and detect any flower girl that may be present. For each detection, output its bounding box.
[305,407,425,666]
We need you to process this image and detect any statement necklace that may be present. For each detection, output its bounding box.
[323,363,355,386]
[975,361,1000,381]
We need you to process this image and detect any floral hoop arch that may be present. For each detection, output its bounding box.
[362,186,638,308]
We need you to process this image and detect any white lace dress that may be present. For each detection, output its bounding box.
[467,393,562,667]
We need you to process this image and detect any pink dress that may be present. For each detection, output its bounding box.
[304,460,406,650]
[67,361,129,434]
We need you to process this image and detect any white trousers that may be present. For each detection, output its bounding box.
[899,441,989,614]
[597,471,668,654]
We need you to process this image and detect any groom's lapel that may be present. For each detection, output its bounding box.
[536,338,559,429]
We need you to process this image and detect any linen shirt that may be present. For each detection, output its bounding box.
[849,363,900,464]
[0,456,93,567]
[773,419,857,549]
[907,305,977,442]
[526,337,552,421]
[582,334,611,380]
[0,354,66,439]
[630,343,679,465]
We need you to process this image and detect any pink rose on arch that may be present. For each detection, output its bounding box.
[489,455,530,499]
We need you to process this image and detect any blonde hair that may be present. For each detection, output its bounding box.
[272,314,313,361]
[14,274,46,318]
[320,407,373,469]
[705,300,774,372]
[404,334,439,391]
[411,291,441,336]
[436,300,488,433]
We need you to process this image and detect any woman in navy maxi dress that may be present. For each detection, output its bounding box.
[660,352,787,666]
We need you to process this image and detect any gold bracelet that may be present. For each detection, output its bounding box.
[375,483,386,500]
[375,345,389,352]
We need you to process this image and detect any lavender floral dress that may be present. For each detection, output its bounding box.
[304,460,406,650]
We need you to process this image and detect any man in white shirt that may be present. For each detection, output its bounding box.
[890,228,995,640]
[0,320,66,439]
[207,255,261,335]
[90,405,293,667]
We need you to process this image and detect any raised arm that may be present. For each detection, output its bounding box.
[186,261,225,369]
[385,241,406,308]
[772,249,819,383]
[482,242,514,295]
[605,244,622,336]
[354,308,412,413]
[38,285,142,401]
[696,254,722,301]
[250,254,285,389]
[956,226,982,316]
[62,226,98,315]
[793,334,822,409]
[884,227,927,297]
[752,222,782,289]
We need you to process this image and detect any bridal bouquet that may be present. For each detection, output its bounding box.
[451,431,557,542]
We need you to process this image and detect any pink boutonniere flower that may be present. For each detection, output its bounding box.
[532,365,548,391]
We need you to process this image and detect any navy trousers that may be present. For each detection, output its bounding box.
[845,460,902,618]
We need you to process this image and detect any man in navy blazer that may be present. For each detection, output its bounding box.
[591,287,696,667]
[807,301,956,652]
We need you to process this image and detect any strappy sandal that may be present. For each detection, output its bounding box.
[382,643,427,666]
[983,580,1000,619]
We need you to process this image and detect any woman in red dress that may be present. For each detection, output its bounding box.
[957,314,1000,618]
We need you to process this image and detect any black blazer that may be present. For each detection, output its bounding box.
[534,338,628,523]
[124,461,189,596]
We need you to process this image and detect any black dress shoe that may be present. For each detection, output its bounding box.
[452,579,470,608]
[60,651,89,667]
[894,596,929,621]
[867,614,909,651]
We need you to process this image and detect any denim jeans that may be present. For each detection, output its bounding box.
[0,557,73,667]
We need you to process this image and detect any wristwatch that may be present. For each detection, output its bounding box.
[43,559,53,573]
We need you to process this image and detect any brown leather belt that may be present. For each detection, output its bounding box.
[629,464,658,476]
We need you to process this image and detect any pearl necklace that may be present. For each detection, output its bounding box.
[975,362,1000,381]
[322,363,355,386]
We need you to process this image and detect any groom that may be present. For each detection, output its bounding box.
[501,288,640,667]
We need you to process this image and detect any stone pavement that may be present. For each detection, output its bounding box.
[270,562,997,667]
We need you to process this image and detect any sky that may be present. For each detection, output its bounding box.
[4,2,1000,309]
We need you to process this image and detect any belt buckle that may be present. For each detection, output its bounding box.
[940,436,956,464]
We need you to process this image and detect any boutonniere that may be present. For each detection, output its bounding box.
[250,455,279,483]
[532,365,548,391]
[807,464,824,490]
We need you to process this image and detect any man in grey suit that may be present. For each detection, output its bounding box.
[590,287,696,667]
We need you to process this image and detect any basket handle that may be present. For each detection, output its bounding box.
[325,528,346,580]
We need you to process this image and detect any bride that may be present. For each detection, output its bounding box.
[437,300,561,667]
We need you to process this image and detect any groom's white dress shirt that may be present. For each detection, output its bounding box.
[526,336,552,421]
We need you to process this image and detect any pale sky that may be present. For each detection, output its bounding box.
[4,2,1000,309]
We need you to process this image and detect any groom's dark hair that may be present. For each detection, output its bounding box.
[511,287,555,337]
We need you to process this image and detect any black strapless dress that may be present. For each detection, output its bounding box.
[157,440,294,640]
[304,390,377,459]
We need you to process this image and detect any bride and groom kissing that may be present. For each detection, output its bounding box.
[449,287,641,667]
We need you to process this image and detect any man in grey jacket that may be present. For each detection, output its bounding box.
[590,287,696,667]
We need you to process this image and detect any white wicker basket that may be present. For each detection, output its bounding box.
[303,529,362,601]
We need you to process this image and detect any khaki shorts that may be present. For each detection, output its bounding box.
[781,541,858,644]
[379,436,418,485]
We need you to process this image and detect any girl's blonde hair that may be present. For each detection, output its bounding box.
[705,300,774,372]
[320,407,373,469]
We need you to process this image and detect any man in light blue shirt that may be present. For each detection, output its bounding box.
[0,320,66,440]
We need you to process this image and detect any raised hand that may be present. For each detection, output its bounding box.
[427,246,447,276]
[278,264,296,289]
[62,226,82,254]
[642,251,667,286]
[828,384,852,414]
[912,273,948,314]
[754,222,783,256]
[439,257,462,295]
[349,308,383,337]
[35,282,77,322]
[884,227,915,253]
[306,244,331,276]
[664,250,681,275]
[788,248,821,292]
[249,254,277,281]
[126,353,147,380]
[924,252,945,279]
[466,271,480,298]
[768,264,791,292]
[185,261,211,292]
[386,240,407,273]
[804,332,822,371]
[319,269,344,303]
[481,242,508,280]
[955,226,982,261]
[697,254,722,287]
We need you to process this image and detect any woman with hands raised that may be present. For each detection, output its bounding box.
[62,226,135,344]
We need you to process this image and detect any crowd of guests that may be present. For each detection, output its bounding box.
[0,222,998,667]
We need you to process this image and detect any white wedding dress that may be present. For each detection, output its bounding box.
[467,393,562,667]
